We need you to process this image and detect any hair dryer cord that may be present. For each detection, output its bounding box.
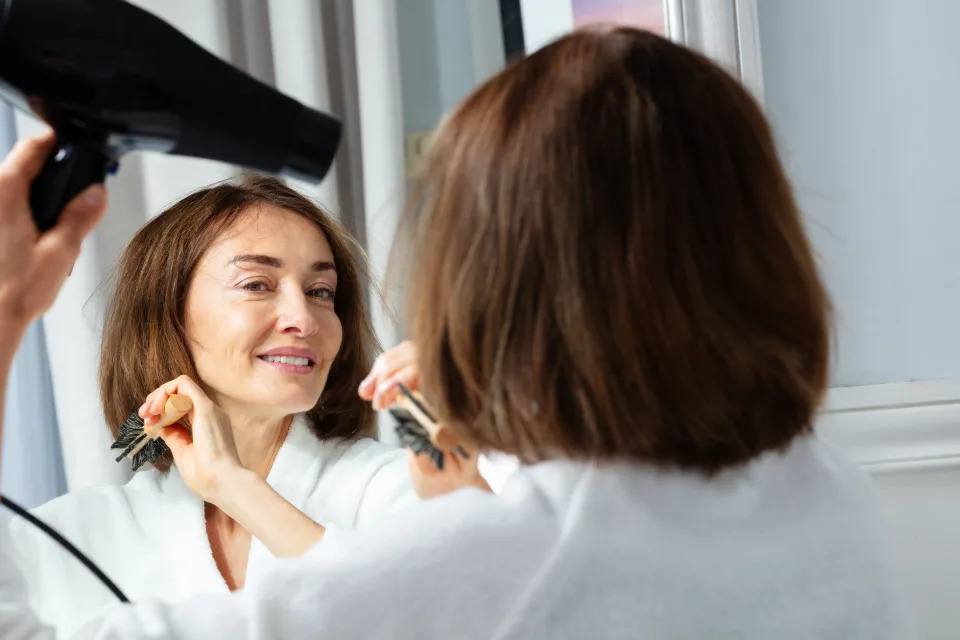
[0,493,129,603]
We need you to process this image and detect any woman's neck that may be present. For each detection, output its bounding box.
[219,408,293,479]
[200,404,293,591]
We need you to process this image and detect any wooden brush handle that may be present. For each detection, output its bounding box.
[395,390,439,438]
[145,394,193,438]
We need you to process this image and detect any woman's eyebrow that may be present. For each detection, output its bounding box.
[227,254,336,272]
[228,254,282,268]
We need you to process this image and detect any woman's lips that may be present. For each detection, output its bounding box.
[258,355,315,375]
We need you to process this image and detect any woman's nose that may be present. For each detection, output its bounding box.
[276,292,319,336]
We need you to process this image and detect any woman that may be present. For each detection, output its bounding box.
[4,176,417,636]
[1,27,912,638]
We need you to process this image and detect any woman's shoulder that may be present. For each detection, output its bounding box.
[6,471,168,587]
[10,469,176,557]
[29,470,164,525]
[274,416,414,526]
[288,485,556,637]
[312,437,416,525]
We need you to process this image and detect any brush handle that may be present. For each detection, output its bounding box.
[395,389,438,437]
[144,394,194,438]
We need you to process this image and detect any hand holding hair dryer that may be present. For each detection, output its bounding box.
[0,0,341,231]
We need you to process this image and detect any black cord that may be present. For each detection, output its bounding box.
[1,493,130,603]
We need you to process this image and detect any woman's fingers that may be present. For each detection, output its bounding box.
[360,340,417,400]
[0,131,56,188]
[141,375,211,424]
[138,390,162,420]
[34,184,105,256]
[391,363,419,390]
[371,364,419,409]
[158,424,193,459]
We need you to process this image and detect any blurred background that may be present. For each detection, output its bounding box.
[1,1,958,635]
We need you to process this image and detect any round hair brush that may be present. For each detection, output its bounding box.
[389,383,468,470]
[110,394,193,471]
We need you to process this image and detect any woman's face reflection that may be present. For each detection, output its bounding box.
[183,204,343,419]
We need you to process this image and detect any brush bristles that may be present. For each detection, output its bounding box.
[391,410,444,471]
[110,413,146,449]
[110,411,170,471]
[130,438,170,472]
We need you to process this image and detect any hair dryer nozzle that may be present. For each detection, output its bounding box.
[282,107,342,184]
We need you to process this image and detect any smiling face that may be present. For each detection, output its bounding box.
[184,204,343,420]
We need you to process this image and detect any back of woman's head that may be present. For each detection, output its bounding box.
[100,176,378,471]
[408,27,830,474]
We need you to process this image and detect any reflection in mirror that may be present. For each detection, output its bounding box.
[397,0,666,180]
[5,177,422,635]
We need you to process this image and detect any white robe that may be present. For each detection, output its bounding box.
[0,434,914,639]
[3,415,416,637]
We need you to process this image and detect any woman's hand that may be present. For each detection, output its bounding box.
[143,375,326,556]
[140,375,243,504]
[358,339,419,409]
[360,341,491,498]
[0,132,106,333]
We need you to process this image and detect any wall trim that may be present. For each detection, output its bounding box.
[817,380,960,475]
[664,0,764,102]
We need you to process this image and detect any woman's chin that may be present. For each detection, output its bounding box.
[229,388,321,417]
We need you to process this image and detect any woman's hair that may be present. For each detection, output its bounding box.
[407,27,831,474]
[100,176,378,471]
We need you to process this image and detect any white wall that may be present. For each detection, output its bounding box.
[874,469,960,637]
[759,2,960,637]
[759,0,960,388]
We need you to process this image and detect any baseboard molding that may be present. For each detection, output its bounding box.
[816,380,960,475]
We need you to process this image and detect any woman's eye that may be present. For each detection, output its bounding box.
[241,281,269,292]
[309,287,335,300]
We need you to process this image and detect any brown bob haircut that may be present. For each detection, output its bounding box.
[407,27,830,474]
[100,176,378,471]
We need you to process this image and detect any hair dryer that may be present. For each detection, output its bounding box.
[0,0,341,231]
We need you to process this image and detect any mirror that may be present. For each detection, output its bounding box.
[2,1,954,637]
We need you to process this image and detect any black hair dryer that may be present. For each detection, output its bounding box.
[0,0,341,232]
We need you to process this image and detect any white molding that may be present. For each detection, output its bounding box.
[817,380,960,475]
[825,379,960,413]
[663,0,685,43]
[732,0,764,102]
[663,0,764,103]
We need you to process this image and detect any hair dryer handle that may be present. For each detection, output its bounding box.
[29,143,114,232]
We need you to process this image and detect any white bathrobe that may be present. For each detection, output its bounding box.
[0,434,913,639]
[3,415,416,637]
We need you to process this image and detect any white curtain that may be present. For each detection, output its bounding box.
[12,0,406,491]
[0,103,68,508]
[0,321,67,508]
